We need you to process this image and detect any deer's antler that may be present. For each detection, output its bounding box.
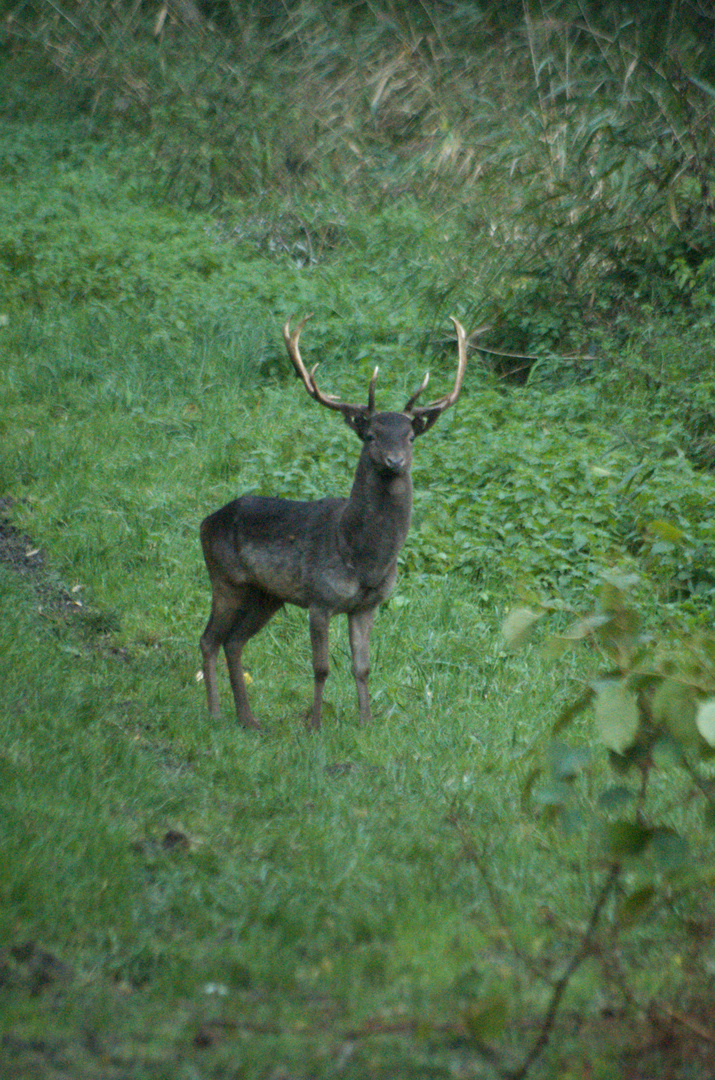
[404,317,467,432]
[283,316,378,421]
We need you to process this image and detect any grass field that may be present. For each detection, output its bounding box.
[2,4,715,1077]
[2,299,714,1079]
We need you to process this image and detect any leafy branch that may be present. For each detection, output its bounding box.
[450,815,621,1079]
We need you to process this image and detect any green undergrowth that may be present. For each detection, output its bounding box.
[3,550,713,1079]
[2,295,714,1077]
[1,304,713,633]
[2,2,715,1075]
[0,117,465,343]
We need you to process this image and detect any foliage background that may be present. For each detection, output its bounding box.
[1,1,715,1077]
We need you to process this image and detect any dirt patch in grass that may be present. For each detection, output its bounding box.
[0,497,122,637]
[0,496,45,574]
[0,496,81,615]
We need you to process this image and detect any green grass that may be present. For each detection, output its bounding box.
[0,564,541,1074]
[2,303,714,1077]
[0,558,620,1080]
[2,6,715,1075]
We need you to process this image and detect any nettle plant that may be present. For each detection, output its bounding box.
[506,572,715,935]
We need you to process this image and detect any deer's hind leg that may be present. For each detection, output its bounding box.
[201,580,243,718]
[200,582,281,726]
[223,586,283,728]
[308,607,331,730]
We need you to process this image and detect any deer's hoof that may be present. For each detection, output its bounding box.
[240,717,261,731]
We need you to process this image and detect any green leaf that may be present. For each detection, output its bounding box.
[534,782,572,808]
[552,686,595,735]
[549,741,591,780]
[593,680,640,753]
[598,571,639,602]
[696,699,715,747]
[618,885,655,926]
[541,635,570,660]
[502,607,542,650]
[595,606,640,647]
[462,991,509,1042]
[559,613,611,640]
[602,820,652,858]
[651,828,690,871]
[646,520,687,543]
[651,734,684,767]
[598,784,636,812]
[652,679,699,746]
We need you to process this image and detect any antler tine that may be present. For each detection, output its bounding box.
[283,315,376,418]
[403,370,430,414]
[408,317,467,417]
[283,314,323,403]
[367,366,379,414]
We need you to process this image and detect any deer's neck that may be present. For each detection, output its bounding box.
[338,453,413,584]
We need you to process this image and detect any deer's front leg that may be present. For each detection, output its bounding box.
[223,636,260,729]
[348,608,375,725]
[308,607,331,730]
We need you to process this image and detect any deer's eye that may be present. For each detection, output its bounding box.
[363,432,375,443]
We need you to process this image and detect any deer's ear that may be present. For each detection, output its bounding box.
[343,411,372,439]
[411,411,440,438]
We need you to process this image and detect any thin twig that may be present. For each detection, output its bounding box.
[507,863,621,1080]
[473,344,596,363]
[41,0,86,33]
[451,815,622,1078]
[660,1007,715,1045]
[475,342,710,416]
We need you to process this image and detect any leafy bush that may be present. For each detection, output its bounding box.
[456,576,715,1075]
[6,1,715,374]
[407,389,715,611]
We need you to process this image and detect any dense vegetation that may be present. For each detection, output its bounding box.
[1,2,714,1077]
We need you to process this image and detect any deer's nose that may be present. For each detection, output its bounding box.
[385,454,406,471]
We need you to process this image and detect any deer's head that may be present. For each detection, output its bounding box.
[283,316,467,476]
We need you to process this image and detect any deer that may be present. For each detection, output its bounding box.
[199,315,467,730]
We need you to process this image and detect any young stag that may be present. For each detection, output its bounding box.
[200,315,467,729]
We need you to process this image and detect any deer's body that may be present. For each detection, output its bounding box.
[201,489,403,613]
[200,318,466,730]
